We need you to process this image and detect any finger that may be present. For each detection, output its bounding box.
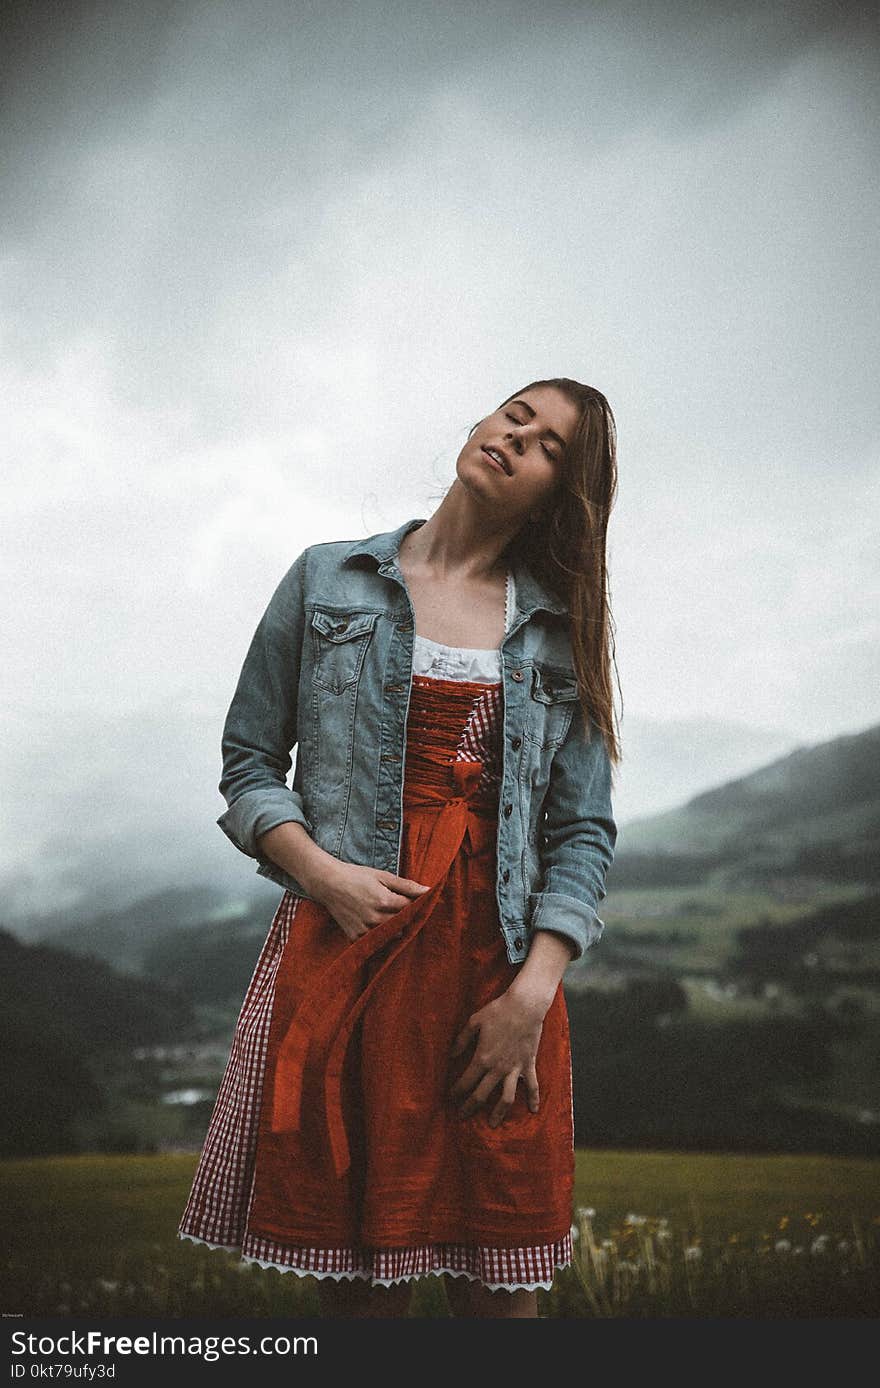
[379,874,432,898]
[450,1048,496,1101]
[525,1062,540,1113]
[488,1073,519,1128]
[449,1055,484,1100]
[376,890,427,915]
[374,894,412,914]
[459,1073,501,1119]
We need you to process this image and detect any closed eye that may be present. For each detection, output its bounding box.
[505,411,562,462]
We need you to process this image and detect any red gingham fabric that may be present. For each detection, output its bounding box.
[178,678,574,1292]
[180,1228,573,1292]
[455,683,503,793]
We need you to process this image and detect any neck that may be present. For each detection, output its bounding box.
[400,496,513,582]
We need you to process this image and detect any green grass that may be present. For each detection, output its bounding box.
[1,1149,877,1318]
[599,882,873,974]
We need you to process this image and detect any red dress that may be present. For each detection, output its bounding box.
[178,671,575,1291]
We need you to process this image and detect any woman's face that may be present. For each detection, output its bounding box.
[458,385,579,522]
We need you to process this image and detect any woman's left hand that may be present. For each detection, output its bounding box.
[448,989,548,1127]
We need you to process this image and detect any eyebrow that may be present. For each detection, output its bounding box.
[508,399,569,452]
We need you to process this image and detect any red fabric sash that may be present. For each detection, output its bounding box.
[270,758,498,1179]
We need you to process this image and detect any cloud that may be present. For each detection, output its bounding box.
[1,0,878,914]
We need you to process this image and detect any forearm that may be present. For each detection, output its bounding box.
[507,929,575,1016]
[216,549,311,861]
[257,821,340,897]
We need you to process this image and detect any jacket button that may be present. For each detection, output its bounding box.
[511,736,521,750]
[503,803,513,818]
[336,619,349,632]
[512,670,524,682]
[513,936,523,950]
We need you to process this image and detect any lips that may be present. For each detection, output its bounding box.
[481,446,512,475]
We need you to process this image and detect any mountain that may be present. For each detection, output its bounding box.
[0,928,196,1156]
[613,720,880,889]
[31,884,273,976]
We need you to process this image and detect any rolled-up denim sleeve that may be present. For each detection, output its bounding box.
[217,549,313,861]
[529,704,617,962]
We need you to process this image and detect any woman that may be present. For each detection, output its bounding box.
[178,377,620,1318]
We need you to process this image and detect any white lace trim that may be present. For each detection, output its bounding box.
[412,570,514,682]
[177,1231,564,1292]
[240,1251,558,1291]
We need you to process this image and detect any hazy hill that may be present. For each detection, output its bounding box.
[613,720,880,888]
[0,928,196,1156]
[35,884,271,976]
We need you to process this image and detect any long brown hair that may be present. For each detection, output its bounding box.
[472,377,621,772]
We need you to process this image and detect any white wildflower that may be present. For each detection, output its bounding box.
[684,1245,702,1262]
[774,1239,791,1253]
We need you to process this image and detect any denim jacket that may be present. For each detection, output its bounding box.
[217,516,617,966]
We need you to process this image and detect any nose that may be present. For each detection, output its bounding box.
[504,428,525,455]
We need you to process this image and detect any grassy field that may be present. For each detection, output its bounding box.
[589,882,876,976]
[1,1148,877,1318]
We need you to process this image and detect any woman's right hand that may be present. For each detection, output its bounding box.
[312,861,431,942]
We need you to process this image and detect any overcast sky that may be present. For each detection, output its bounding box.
[2,0,878,920]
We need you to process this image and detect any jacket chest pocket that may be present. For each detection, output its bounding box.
[524,663,580,748]
[310,609,379,693]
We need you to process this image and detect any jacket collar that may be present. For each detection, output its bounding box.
[342,516,568,618]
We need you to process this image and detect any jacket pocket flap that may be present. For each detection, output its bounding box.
[530,665,580,704]
[311,609,379,643]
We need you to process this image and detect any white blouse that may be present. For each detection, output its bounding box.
[412,570,514,683]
